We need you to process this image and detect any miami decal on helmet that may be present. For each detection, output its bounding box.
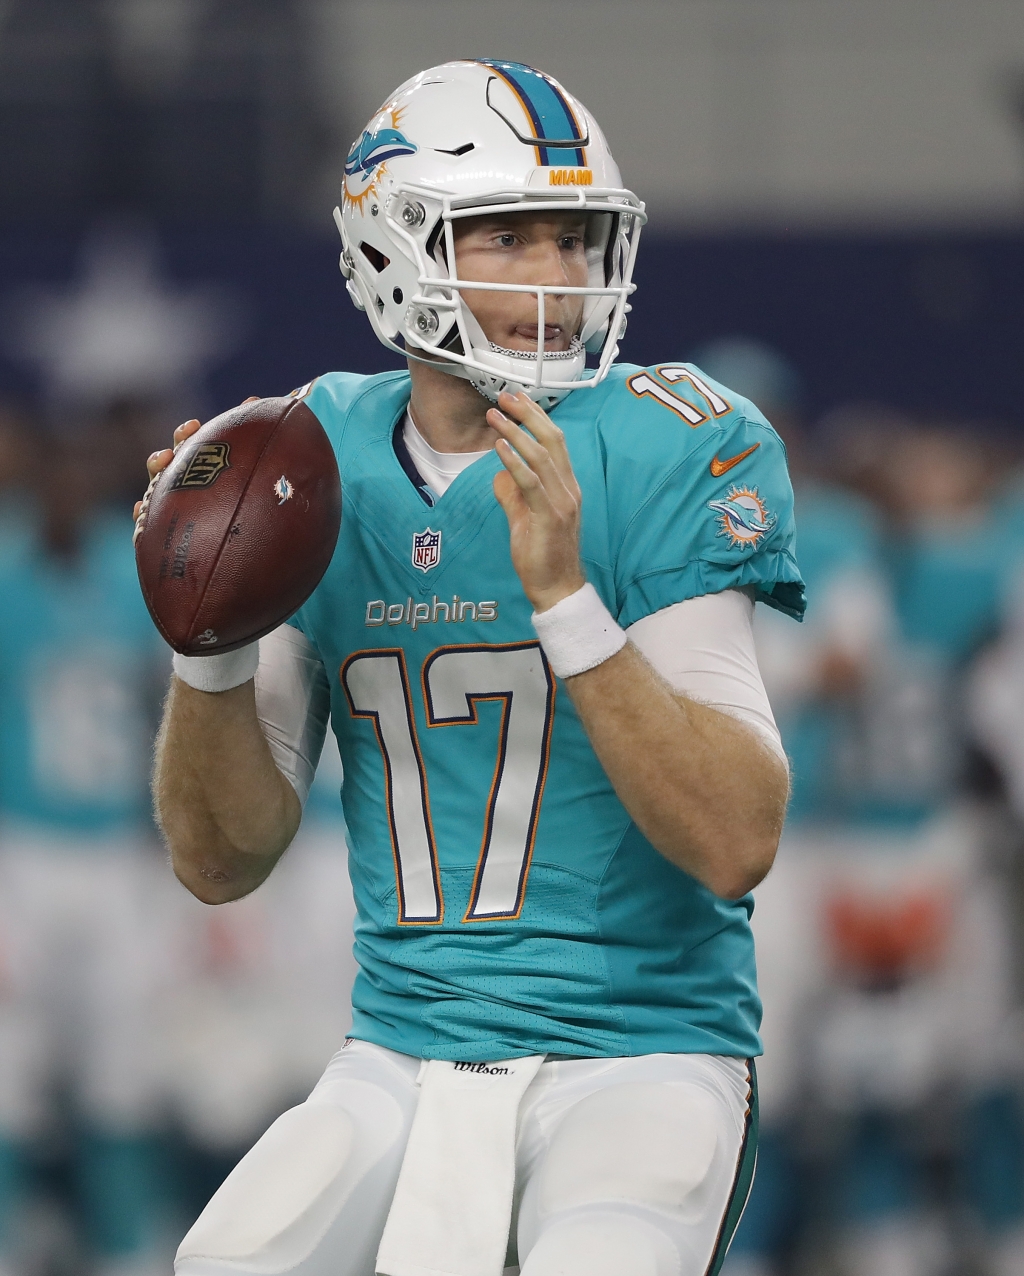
[344,105,418,211]
[707,486,777,549]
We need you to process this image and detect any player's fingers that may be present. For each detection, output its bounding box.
[495,437,550,514]
[172,418,202,453]
[242,396,260,404]
[146,447,174,478]
[492,467,527,520]
[488,409,576,514]
[488,407,548,465]
[495,391,562,451]
[495,437,578,531]
[133,468,162,543]
[497,391,580,497]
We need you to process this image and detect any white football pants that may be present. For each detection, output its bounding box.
[0,834,164,1134]
[176,1039,756,1276]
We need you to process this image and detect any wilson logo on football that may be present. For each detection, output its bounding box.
[170,443,231,490]
[412,528,442,573]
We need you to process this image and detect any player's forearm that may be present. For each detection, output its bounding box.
[563,643,788,898]
[153,677,302,904]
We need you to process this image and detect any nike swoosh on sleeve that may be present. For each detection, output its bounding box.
[710,443,760,477]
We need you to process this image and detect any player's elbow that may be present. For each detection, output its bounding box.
[653,822,780,899]
[709,753,788,898]
[171,852,263,905]
[683,770,790,893]
[703,837,779,900]
[693,787,786,899]
[162,819,287,904]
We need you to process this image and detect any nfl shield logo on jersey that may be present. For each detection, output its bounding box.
[412,528,442,572]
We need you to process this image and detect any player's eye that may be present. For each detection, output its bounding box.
[497,232,517,247]
[560,234,583,250]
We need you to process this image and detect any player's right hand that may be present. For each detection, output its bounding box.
[133,418,201,539]
[132,400,260,542]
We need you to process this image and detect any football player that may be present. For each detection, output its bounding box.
[139,61,804,1276]
[0,432,168,1274]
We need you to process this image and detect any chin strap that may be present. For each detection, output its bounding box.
[487,336,585,361]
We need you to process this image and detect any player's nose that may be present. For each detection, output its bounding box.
[528,239,575,292]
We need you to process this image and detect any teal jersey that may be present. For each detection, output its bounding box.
[842,506,1018,828]
[291,363,805,1062]
[0,512,163,835]
[0,495,35,568]
[778,483,885,825]
[891,515,1010,664]
[788,501,1016,832]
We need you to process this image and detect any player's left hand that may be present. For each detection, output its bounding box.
[489,390,586,613]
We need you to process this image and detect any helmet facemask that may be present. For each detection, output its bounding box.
[336,190,644,409]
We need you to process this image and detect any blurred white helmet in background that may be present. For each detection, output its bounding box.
[335,59,646,406]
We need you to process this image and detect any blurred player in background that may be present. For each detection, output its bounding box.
[0,406,34,561]
[818,420,1024,1276]
[691,343,894,1276]
[137,60,804,1276]
[0,427,168,1275]
[724,392,1024,1276]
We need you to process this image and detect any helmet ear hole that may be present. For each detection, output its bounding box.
[360,242,391,273]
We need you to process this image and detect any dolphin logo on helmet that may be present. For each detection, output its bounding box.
[344,127,419,180]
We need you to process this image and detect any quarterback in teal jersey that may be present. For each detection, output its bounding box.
[286,363,800,1065]
[145,59,804,1276]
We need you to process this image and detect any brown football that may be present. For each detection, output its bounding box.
[135,396,341,656]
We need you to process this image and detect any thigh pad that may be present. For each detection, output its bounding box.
[535,1082,720,1219]
[177,1078,407,1274]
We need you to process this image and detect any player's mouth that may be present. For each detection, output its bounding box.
[510,323,570,351]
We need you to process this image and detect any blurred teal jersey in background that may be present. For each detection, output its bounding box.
[0,512,162,835]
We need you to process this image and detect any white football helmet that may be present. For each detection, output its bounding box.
[334,59,646,406]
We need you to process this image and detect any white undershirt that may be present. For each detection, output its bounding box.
[402,411,490,498]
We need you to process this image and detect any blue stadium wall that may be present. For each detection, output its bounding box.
[0,229,1021,425]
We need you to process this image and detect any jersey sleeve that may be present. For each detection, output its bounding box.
[626,591,785,761]
[254,624,332,804]
[605,388,805,628]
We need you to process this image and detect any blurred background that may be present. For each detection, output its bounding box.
[2,1,1024,1273]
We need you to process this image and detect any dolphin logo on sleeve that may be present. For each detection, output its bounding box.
[707,486,777,549]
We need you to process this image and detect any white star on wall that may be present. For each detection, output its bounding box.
[3,221,243,407]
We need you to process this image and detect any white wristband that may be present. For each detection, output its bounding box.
[531,583,627,679]
[172,642,260,693]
